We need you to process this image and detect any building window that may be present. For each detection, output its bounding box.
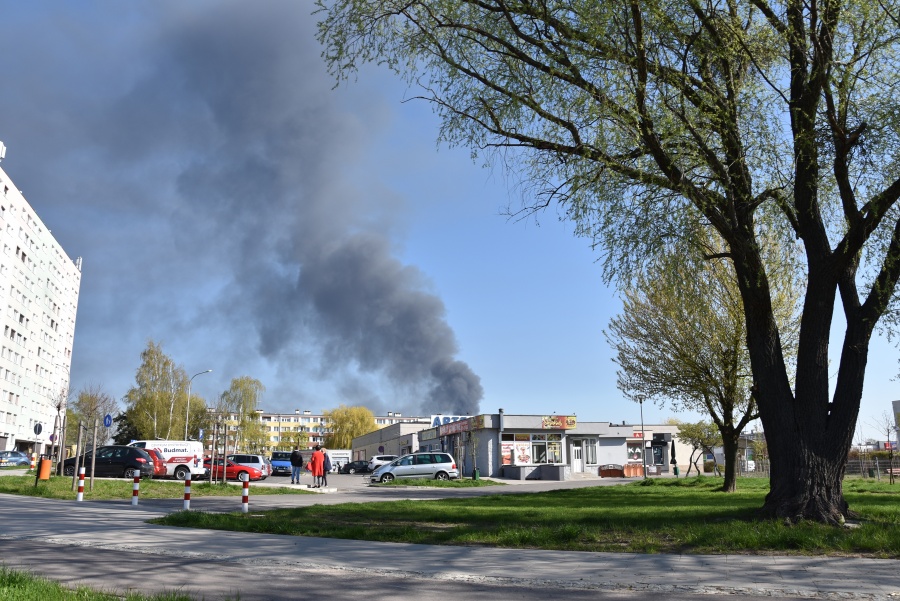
[500,433,562,465]
[627,443,643,462]
[584,439,598,464]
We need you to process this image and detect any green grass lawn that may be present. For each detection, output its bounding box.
[153,477,900,557]
[0,475,305,500]
[0,566,199,601]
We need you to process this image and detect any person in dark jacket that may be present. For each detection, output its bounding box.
[321,448,332,487]
[289,447,304,484]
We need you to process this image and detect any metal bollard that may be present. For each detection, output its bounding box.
[241,479,249,513]
[183,472,191,510]
[76,467,85,502]
[30,453,36,471]
[131,474,140,506]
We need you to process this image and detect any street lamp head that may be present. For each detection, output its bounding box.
[185,369,213,440]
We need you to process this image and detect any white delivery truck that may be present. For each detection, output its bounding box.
[128,440,206,480]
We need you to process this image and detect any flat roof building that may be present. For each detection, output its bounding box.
[0,147,81,455]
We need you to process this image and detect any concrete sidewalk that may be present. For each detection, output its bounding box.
[1,492,899,600]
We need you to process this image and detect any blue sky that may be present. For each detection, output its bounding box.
[0,1,896,440]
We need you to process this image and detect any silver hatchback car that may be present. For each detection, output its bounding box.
[227,454,271,479]
[370,452,458,483]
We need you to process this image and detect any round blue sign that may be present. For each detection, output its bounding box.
[103,414,113,428]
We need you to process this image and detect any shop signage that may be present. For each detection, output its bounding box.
[439,419,471,436]
[430,414,470,428]
[541,415,576,429]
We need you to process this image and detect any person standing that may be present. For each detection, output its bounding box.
[309,445,325,488]
[289,446,304,485]
[321,448,332,487]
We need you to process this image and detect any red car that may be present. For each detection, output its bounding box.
[144,448,169,478]
[203,458,263,482]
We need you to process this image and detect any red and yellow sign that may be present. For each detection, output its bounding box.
[541,415,576,429]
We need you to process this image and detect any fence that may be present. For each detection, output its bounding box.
[730,457,898,480]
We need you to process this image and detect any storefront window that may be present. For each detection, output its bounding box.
[584,439,597,464]
[547,442,562,463]
[533,443,547,463]
[627,443,643,462]
[501,433,565,464]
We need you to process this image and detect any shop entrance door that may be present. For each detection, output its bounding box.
[571,441,583,473]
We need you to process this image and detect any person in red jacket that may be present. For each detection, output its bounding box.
[309,445,325,488]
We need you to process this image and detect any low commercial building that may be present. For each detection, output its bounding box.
[352,419,432,461]
[364,411,694,480]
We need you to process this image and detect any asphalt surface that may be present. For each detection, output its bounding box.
[1,471,899,600]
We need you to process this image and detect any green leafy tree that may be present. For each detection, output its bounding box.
[65,385,119,446]
[218,377,265,453]
[123,341,189,439]
[280,428,310,451]
[675,420,724,477]
[323,405,377,449]
[318,0,900,524]
[112,411,140,446]
[606,238,799,492]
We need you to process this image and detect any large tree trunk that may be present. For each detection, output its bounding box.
[752,289,869,524]
[762,442,851,523]
[728,211,871,523]
[720,429,739,493]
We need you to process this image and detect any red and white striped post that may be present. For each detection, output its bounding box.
[241,479,249,513]
[76,467,85,502]
[30,453,36,471]
[183,472,191,510]
[131,474,141,506]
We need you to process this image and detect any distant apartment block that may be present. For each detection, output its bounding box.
[210,408,429,453]
[0,145,81,455]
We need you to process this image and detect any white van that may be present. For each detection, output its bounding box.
[128,440,206,480]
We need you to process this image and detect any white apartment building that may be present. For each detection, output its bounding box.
[0,144,81,455]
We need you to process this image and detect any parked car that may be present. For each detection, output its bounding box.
[339,460,372,474]
[367,455,398,471]
[269,451,293,476]
[370,452,458,483]
[62,445,155,479]
[0,450,31,467]
[144,448,169,478]
[227,454,271,479]
[204,458,263,481]
[128,440,206,480]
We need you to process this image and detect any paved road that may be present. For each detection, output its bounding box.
[1,473,898,600]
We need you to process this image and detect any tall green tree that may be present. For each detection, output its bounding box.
[279,428,310,451]
[65,384,119,446]
[123,341,189,439]
[318,0,900,523]
[606,238,800,492]
[323,405,377,449]
[218,377,265,453]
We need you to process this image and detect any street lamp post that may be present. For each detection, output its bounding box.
[185,370,212,440]
[637,395,647,479]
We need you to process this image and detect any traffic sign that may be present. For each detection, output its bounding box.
[104,414,113,428]
[198,428,205,440]
[34,423,42,436]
